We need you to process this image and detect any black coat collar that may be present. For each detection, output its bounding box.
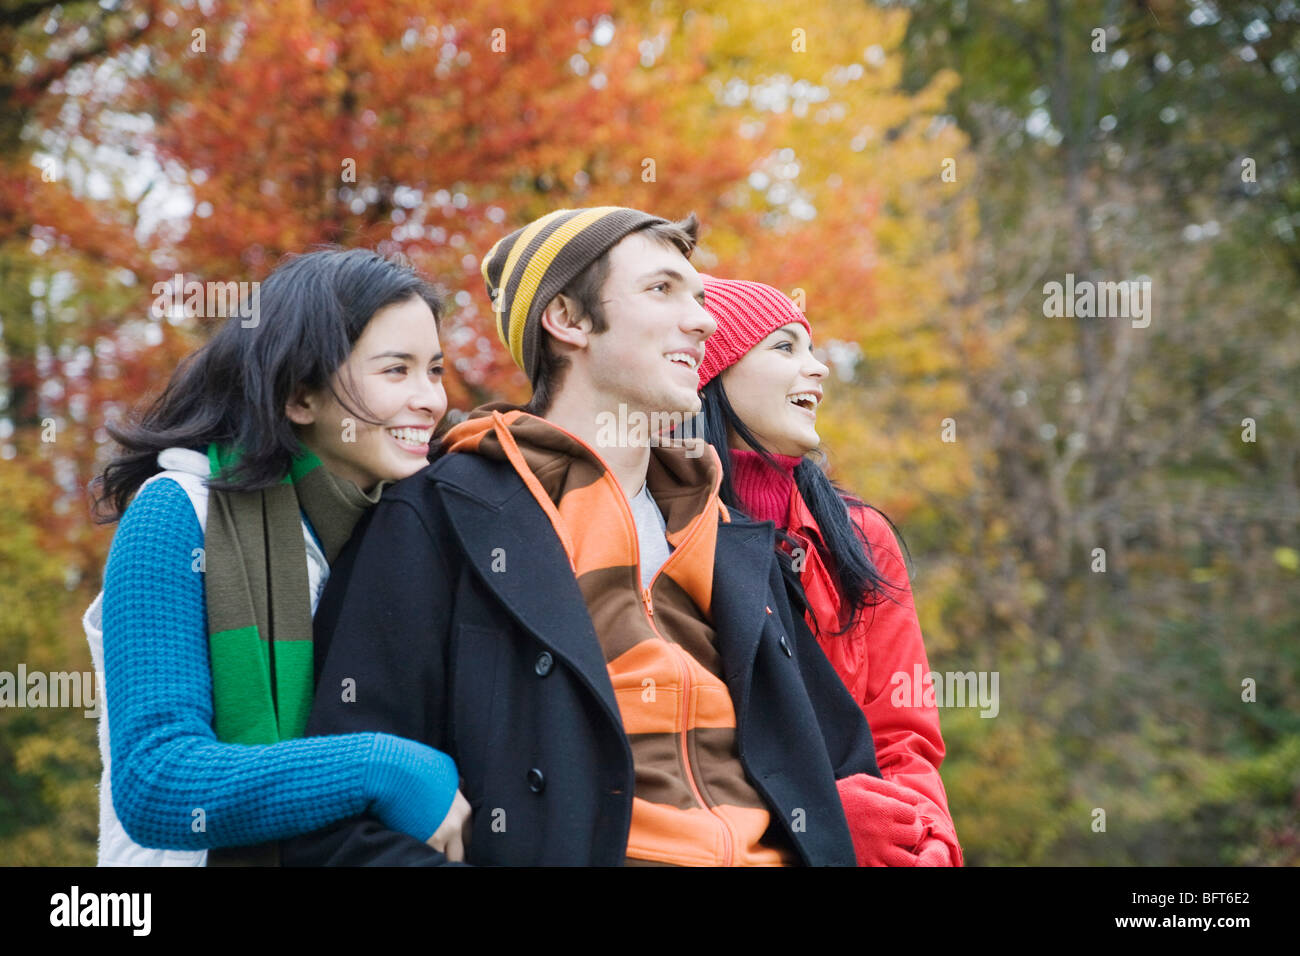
[429,451,781,723]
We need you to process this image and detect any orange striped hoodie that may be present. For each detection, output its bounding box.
[443,404,795,866]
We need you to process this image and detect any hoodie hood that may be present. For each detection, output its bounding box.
[443,402,729,616]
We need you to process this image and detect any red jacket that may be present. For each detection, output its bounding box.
[782,488,963,865]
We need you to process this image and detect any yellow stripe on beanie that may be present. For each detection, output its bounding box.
[503,206,625,371]
[491,209,576,365]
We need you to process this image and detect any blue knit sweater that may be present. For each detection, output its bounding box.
[101,476,458,851]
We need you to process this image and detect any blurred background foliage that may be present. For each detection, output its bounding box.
[0,0,1295,864]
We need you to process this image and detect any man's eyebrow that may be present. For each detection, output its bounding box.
[369,351,445,362]
[637,268,707,302]
[636,268,686,284]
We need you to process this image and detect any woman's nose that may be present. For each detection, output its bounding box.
[414,375,446,414]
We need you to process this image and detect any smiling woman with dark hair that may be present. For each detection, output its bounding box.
[84,247,470,866]
[691,274,963,867]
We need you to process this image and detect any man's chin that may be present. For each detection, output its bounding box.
[628,393,698,420]
[665,390,702,416]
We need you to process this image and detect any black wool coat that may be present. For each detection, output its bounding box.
[283,451,881,866]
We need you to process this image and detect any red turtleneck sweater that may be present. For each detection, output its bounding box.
[728,448,963,866]
[729,449,804,524]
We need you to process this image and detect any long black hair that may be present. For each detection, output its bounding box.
[693,376,909,633]
[91,247,443,522]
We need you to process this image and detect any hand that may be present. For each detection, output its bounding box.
[836,773,924,867]
[914,838,954,866]
[854,776,961,866]
[425,789,472,862]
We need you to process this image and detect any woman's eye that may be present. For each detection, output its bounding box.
[775,342,794,352]
[651,282,669,293]
[429,365,444,377]
[385,366,408,375]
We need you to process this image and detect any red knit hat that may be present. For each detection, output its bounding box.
[697,275,813,388]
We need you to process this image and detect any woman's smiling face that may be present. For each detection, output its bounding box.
[287,295,446,492]
[719,322,829,457]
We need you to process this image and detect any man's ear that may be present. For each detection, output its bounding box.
[538,294,591,350]
[284,385,316,426]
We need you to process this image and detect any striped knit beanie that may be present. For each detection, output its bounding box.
[481,206,670,382]
[697,276,813,388]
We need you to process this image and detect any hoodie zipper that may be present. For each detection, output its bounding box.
[640,564,736,866]
[608,454,735,866]
[485,412,738,864]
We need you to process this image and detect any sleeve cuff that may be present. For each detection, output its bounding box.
[361,734,459,842]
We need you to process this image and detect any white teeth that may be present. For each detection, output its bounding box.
[665,352,698,370]
[387,427,433,445]
[788,392,820,410]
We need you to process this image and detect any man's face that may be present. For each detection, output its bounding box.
[583,231,715,418]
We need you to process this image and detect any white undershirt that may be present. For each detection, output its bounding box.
[628,482,671,590]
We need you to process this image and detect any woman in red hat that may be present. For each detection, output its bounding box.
[693,275,962,866]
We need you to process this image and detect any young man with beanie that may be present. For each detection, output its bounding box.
[284,207,885,866]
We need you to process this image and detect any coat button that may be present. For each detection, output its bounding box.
[534,651,553,677]
[526,768,546,793]
[779,634,793,657]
